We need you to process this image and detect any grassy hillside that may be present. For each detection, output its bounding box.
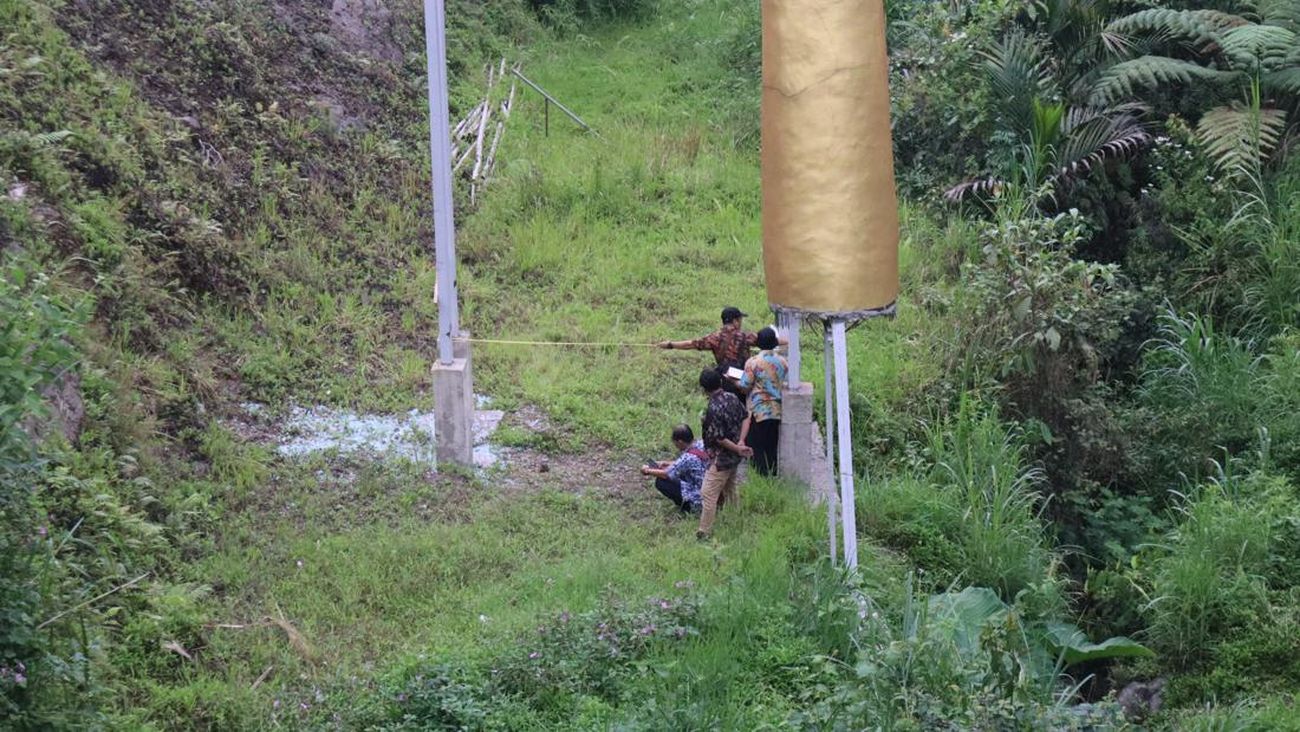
[7,0,1300,729]
[2,0,929,726]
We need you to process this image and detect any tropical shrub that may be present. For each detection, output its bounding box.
[888,0,1016,197]
[947,208,1143,495]
[946,29,1150,205]
[789,578,1138,730]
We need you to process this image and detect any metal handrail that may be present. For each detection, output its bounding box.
[510,68,596,136]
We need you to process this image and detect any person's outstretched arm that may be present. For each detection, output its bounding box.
[658,332,715,351]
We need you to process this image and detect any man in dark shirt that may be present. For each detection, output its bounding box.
[696,368,751,540]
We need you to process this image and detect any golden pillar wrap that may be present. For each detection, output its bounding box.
[761,0,899,317]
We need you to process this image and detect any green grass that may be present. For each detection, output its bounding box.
[27,0,1274,728]
[149,473,873,728]
[453,19,945,451]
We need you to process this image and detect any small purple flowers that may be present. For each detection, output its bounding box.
[638,624,656,636]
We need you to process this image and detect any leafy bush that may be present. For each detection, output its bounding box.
[530,0,656,32]
[0,256,102,727]
[887,0,1014,197]
[358,591,700,728]
[948,209,1141,488]
[789,577,1135,730]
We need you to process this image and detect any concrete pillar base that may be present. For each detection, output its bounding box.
[433,357,474,468]
[778,381,816,487]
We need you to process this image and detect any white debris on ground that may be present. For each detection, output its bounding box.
[250,399,506,468]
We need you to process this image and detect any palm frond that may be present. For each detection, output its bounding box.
[1090,55,1241,105]
[1098,27,1135,58]
[1054,107,1151,181]
[944,176,1004,204]
[982,31,1055,136]
[1196,103,1288,177]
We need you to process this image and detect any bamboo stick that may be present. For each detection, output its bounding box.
[470,103,491,181]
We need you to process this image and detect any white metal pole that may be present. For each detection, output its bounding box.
[784,313,801,386]
[823,326,837,565]
[425,0,459,365]
[831,320,858,570]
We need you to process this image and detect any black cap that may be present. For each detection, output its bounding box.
[721,306,747,323]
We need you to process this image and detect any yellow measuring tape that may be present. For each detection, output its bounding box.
[454,336,664,348]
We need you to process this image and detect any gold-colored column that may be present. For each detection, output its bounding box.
[761,0,899,315]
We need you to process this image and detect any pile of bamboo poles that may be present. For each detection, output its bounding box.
[450,58,517,205]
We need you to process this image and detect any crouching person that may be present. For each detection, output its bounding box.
[641,424,710,514]
[696,368,751,540]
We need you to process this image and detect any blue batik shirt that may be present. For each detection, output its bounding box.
[738,349,788,422]
[667,440,709,505]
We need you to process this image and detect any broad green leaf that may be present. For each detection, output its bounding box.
[1043,621,1154,664]
[1044,326,1062,351]
[925,587,1008,656]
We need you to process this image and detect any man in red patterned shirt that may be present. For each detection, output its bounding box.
[659,307,783,395]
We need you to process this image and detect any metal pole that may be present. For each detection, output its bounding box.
[424,0,459,365]
[511,68,594,132]
[824,325,837,565]
[831,320,858,570]
[784,313,801,386]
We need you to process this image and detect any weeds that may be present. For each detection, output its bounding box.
[923,397,1052,598]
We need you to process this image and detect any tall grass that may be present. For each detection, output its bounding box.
[924,397,1051,598]
[1146,473,1278,667]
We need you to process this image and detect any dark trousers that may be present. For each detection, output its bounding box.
[654,477,697,512]
[746,419,780,477]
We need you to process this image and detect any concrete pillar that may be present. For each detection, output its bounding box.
[434,351,474,469]
[453,331,472,383]
[778,381,815,487]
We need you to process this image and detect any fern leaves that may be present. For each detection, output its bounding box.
[1107,9,1249,50]
[1256,0,1300,32]
[1097,8,1300,105]
[1263,67,1300,95]
[1094,6,1299,178]
[1090,56,1239,105]
[1196,104,1288,179]
[1219,24,1298,70]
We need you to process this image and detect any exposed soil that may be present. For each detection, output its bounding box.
[225,400,671,533]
